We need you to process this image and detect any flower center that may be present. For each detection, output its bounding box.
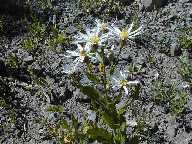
[120,30,128,40]
[90,35,100,45]
[120,80,128,86]
[79,50,87,60]
[101,23,108,31]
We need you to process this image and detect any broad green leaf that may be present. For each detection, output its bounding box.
[59,118,69,129]
[80,86,100,101]
[101,111,120,129]
[87,127,113,143]
[86,72,100,83]
[80,86,107,108]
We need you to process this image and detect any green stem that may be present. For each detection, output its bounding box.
[103,62,108,98]
[110,40,125,75]
[101,47,108,98]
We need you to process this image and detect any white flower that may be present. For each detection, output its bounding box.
[74,26,108,46]
[87,110,96,122]
[65,43,90,62]
[111,71,139,95]
[94,19,108,32]
[63,43,91,74]
[108,22,142,41]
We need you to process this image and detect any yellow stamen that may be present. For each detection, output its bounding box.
[99,63,105,72]
[79,50,86,60]
[120,30,128,40]
[90,35,100,45]
[101,23,108,31]
[64,136,72,144]
[120,80,128,86]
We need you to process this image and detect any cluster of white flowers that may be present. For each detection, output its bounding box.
[63,19,142,94]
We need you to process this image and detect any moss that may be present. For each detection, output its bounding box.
[153,80,188,116]
[6,55,21,69]
[79,0,124,17]
[179,52,192,85]
[79,0,105,12]
[22,38,35,51]
[179,27,192,50]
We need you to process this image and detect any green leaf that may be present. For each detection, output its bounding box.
[87,127,113,143]
[80,85,107,107]
[101,111,114,127]
[101,111,120,129]
[114,93,122,105]
[130,85,141,99]
[80,85,123,128]
[59,118,69,129]
[80,86,100,101]
[128,135,140,144]
[110,64,116,75]
[72,114,79,130]
[34,77,48,86]
[113,131,126,144]
[47,105,64,112]
[86,72,100,83]
[118,101,129,116]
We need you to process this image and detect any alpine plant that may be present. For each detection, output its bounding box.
[63,19,142,94]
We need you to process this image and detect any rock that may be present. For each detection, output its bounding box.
[0,0,29,16]
[141,0,153,8]
[23,56,33,62]
[65,25,77,34]
[170,42,182,57]
[0,59,7,76]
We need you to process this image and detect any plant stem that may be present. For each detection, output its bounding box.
[110,40,125,75]
[101,47,108,98]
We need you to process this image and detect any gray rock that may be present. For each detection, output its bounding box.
[141,0,152,8]
[23,55,33,62]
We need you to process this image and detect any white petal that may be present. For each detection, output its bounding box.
[95,26,100,35]
[123,86,129,95]
[128,22,134,34]
[63,54,72,58]
[84,42,91,52]
[129,26,142,36]
[73,39,87,44]
[77,44,83,51]
[95,19,100,25]
[73,58,81,68]
[112,77,119,83]
[87,110,96,121]
[111,45,115,50]
[78,32,89,40]
[85,28,91,36]
[113,27,121,34]
[120,71,124,78]
[66,50,79,57]
[127,80,139,85]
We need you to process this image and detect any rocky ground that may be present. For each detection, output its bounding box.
[0,0,192,143]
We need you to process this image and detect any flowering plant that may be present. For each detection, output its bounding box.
[62,18,142,143]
